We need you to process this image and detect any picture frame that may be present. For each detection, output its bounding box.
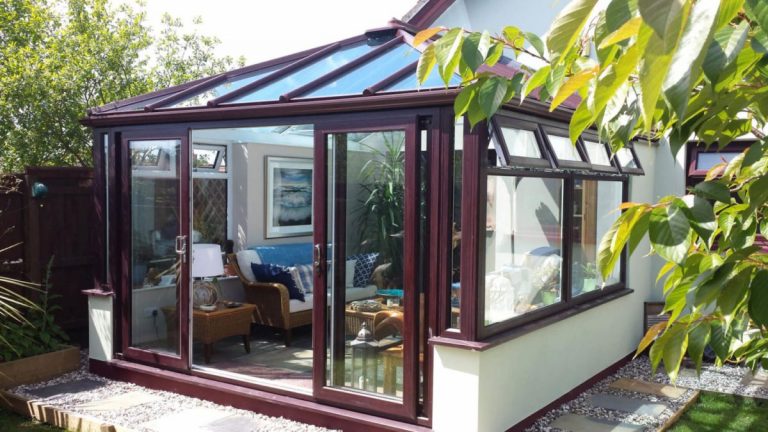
[265,156,313,238]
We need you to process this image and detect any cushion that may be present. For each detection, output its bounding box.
[345,259,356,288]
[295,264,313,294]
[346,285,378,302]
[289,294,313,313]
[349,253,379,287]
[287,266,304,295]
[250,243,313,267]
[235,250,261,282]
[251,263,305,302]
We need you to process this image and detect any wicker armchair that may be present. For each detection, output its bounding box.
[227,254,312,346]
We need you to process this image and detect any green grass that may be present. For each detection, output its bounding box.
[0,408,63,431]
[669,391,768,432]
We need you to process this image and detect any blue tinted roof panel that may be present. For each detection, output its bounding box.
[301,43,419,98]
[231,43,375,104]
[383,66,461,92]
[171,65,286,108]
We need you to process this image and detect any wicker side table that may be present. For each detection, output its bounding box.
[162,303,256,363]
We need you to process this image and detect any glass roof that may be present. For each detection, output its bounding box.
[172,64,287,108]
[301,43,418,98]
[384,65,462,92]
[231,42,375,104]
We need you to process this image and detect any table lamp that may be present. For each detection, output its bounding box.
[192,243,224,310]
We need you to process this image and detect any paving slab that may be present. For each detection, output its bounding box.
[590,393,668,417]
[200,414,256,431]
[609,378,687,399]
[77,390,162,411]
[550,413,645,432]
[741,370,768,387]
[678,368,698,378]
[25,378,104,399]
[141,407,232,432]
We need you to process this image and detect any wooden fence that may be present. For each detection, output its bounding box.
[0,167,94,331]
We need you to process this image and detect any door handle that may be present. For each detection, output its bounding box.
[175,235,187,254]
[314,244,323,275]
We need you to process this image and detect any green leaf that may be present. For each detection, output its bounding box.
[434,28,463,65]
[693,181,731,204]
[718,268,752,318]
[715,0,745,30]
[710,320,730,361]
[649,202,692,264]
[702,21,749,84]
[681,195,716,243]
[662,0,718,120]
[550,67,597,111]
[477,76,508,118]
[462,31,491,72]
[628,210,651,255]
[454,84,478,119]
[522,65,550,100]
[417,44,437,85]
[598,16,642,49]
[546,0,599,62]
[523,31,546,57]
[569,99,595,143]
[745,0,768,32]
[486,42,505,67]
[695,263,734,308]
[687,322,711,374]
[638,0,686,38]
[502,26,520,45]
[660,323,689,381]
[748,270,768,327]
[748,175,768,211]
[594,44,641,120]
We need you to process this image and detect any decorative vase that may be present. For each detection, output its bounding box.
[193,280,218,308]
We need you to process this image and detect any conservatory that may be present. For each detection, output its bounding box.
[84,21,648,431]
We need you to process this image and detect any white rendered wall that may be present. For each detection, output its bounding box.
[431,0,565,37]
[88,295,113,362]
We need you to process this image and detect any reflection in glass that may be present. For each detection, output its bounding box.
[484,176,564,325]
[500,127,541,159]
[584,140,612,166]
[172,65,285,107]
[451,120,463,329]
[548,134,583,162]
[697,152,739,170]
[327,130,407,400]
[572,180,623,296]
[616,147,638,168]
[130,139,181,354]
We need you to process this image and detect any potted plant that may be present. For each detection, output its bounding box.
[0,258,78,389]
[357,133,406,288]
[581,262,598,293]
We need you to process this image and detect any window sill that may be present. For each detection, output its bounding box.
[81,288,115,297]
[429,287,633,352]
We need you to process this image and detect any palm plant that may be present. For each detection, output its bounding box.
[357,132,406,286]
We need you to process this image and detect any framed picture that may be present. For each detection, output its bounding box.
[265,156,313,238]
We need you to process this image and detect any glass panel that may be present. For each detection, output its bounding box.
[572,180,623,297]
[192,178,228,246]
[303,44,417,98]
[548,134,583,162]
[616,147,638,168]
[383,66,462,92]
[500,127,541,159]
[172,65,285,108]
[484,176,564,326]
[327,130,407,400]
[233,43,374,103]
[103,134,110,285]
[451,120,463,329]
[584,140,612,166]
[129,139,181,354]
[697,152,739,170]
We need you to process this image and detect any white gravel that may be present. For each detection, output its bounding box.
[525,355,767,432]
[11,351,336,432]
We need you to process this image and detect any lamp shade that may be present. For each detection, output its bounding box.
[191,243,224,278]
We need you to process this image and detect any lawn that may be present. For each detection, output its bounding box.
[0,408,62,431]
[669,391,768,432]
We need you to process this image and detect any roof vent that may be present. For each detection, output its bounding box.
[365,27,398,46]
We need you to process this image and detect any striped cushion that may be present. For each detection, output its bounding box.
[295,264,314,294]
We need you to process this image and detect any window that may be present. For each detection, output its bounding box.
[474,111,634,337]
[615,145,643,174]
[484,175,564,325]
[572,180,623,297]
[192,144,230,247]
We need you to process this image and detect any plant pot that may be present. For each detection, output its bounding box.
[582,278,597,293]
[0,345,79,389]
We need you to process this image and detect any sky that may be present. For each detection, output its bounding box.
[119,0,417,65]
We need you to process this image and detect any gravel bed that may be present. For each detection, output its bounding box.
[11,351,336,432]
[525,355,766,432]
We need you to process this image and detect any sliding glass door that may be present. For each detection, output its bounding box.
[313,117,423,420]
[120,130,190,370]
